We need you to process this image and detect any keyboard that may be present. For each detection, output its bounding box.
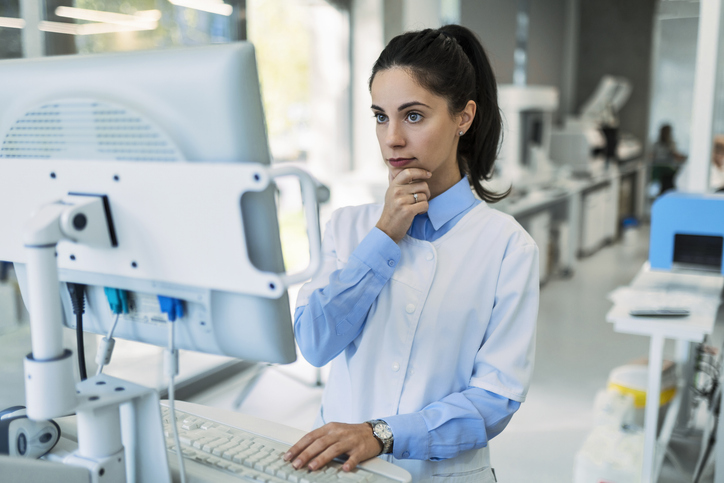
[161,401,411,483]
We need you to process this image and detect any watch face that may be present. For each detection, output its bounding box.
[375,422,392,440]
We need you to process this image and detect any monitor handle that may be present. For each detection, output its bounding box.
[269,166,323,287]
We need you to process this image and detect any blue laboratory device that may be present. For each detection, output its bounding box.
[649,192,724,274]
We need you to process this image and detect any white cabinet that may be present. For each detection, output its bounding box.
[580,181,619,256]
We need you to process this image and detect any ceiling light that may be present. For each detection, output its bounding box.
[39,20,157,36]
[0,17,26,29]
[38,21,80,35]
[168,0,233,17]
[77,22,156,35]
[55,6,160,29]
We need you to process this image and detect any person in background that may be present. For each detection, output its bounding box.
[674,134,724,192]
[285,25,539,483]
[651,123,687,195]
[710,135,724,192]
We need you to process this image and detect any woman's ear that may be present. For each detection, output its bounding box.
[458,100,477,134]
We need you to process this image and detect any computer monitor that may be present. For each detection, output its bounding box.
[0,43,313,364]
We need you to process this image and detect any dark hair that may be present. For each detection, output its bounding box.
[369,24,507,202]
[658,124,672,144]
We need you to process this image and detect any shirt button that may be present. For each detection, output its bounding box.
[426,253,434,261]
[405,304,415,314]
[392,362,400,372]
[388,260,395,267]
[402,451,410,458]
[409,368,415,375]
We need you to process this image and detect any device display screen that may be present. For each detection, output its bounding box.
[673,234,723,271]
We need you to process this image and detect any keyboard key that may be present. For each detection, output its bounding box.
[192,436,215,449]
[203,438,230,453]
[338,472,367,482]
[222,447,244,460]
[213,441,239,456]
[201,429,233,441]
[230,435,252,446]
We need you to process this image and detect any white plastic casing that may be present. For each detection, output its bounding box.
[24,350,77,420]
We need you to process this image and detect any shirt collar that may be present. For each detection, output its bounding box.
[426,177,476,231]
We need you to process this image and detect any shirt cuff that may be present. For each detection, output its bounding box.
[382,412,429,460]
[350,227,401,279]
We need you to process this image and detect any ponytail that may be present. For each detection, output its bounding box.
[370,25,508,202]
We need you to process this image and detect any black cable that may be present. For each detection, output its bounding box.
[67,283,87,381]
[75,312,87,381]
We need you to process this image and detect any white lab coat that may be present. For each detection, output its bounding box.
[297,202,539,482]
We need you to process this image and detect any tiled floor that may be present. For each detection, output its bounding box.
[0,224,714,481]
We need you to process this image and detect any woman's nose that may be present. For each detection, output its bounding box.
[385,122,405,148]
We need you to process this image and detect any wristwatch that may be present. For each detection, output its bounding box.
[366,419,394,455]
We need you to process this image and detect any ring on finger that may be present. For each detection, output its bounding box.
[413,193,418,203]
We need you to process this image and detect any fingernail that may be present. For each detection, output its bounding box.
[308,462,317,470]
[343,464,350,472]
[427,171,432,177]
[283,452,291,461]
[293,459,302,469]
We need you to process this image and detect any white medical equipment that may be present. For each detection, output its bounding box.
[497,85,559,187]
[0,43,329,482]
[549,76,642,173]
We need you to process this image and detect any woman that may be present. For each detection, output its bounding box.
[284,25,538,482]
[652,124,686,195]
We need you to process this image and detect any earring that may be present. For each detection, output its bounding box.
[459,130,464,136]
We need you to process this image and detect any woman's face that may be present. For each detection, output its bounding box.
[370,67,475,198]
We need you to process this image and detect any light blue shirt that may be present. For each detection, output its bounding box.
[294,177,522,461]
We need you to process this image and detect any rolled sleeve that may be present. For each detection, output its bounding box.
[381,387,519,461]
[383,412,429,460]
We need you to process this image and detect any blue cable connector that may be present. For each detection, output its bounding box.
[104,287,129,314]
[158,296,184,322]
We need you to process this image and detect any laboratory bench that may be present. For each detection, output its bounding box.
[495,159,647,282]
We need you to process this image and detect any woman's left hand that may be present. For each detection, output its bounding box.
[283,422,382,472]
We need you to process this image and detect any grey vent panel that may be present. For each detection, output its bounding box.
[1,99,185,161]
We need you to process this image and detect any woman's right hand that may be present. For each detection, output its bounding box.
[376,168,431,243]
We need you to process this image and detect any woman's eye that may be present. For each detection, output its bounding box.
[407,112,421,123]
[375,113,387,123]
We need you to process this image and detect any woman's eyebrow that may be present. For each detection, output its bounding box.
[370,101,431,112]
[397,101,430,111]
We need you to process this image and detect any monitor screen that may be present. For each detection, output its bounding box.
[673,233,724,272]
[0,43,298,364]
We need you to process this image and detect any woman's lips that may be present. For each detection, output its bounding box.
[388,158,415,167]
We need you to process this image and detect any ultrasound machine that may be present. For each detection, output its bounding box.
[0,43,411,483]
